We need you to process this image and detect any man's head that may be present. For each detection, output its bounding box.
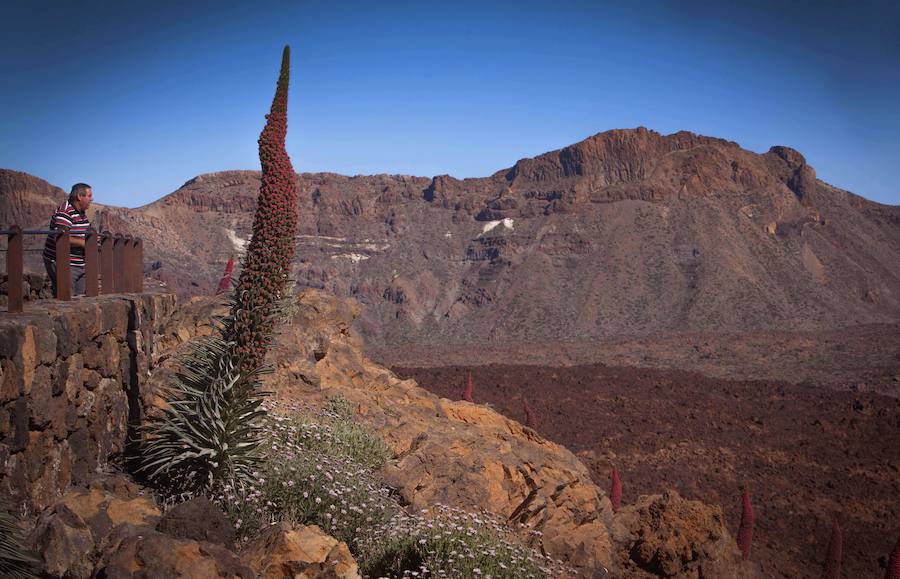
[68,183,93,212]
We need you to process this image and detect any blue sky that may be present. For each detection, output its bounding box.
[1,0,898,207]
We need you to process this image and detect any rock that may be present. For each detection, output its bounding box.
[259,290,616,573]
[157,496,236,550]
[61,475,161,542]
[154,291,617,573]
[28,473,162,578]
[81,334,121,378]
[29,503,96,579]
[53,352,83,397]
[97,524,255,579]
[240,523,361,579]
[609,490,764,578]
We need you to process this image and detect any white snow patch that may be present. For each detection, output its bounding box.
[479,218,515,236]
[331,253,370,263]
[297,234,347,242]
[226,229,248,252]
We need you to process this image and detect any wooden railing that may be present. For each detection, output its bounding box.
[2,226,143,313]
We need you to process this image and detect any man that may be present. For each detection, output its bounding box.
[43,183,93,296]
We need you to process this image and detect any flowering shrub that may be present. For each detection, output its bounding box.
[216,400,396,549]
[358,506,574,579]
[211,399,570,577]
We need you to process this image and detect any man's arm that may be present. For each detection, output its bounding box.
[49,211,87,248]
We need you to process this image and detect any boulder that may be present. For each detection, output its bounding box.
[240,523,360,579]
[28,473,161,578]
[60,476,160,541]
[96,524,255,579]
[29,503,95,579]
[609,490,764,578]
[156,495,236,550]
[263,290,615,573]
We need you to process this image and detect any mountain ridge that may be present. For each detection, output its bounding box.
[3,127,899,368]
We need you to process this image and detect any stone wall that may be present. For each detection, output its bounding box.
[0,292,177,512]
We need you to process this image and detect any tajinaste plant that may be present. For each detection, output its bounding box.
[886,539,900,579]
[821,520,842,579]
[140,46,298,497]
[523,398,537,429]
[610,468,622,513]
[216,256,236,295]
[226,44,299,373]
[737,488,754,559]
[462,373,474,402]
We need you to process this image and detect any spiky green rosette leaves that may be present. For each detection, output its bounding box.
[0,498,39,579]
[228,45,299,372]
[140,331,270,497]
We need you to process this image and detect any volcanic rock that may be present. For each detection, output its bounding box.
[156,496,236,550]
[610,490,763,578]
[96,524,255,579]
[239,523,360,579]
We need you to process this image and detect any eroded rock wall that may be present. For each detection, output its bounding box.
[0,292,177,512]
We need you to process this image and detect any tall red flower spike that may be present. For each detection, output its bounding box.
[228,45,299,371]
[886,539,900,579]
[737,488,754,559]
[523,398,537,429]
[822,520,843,579]
[462,373,474,402]
[610,468,622,513]
[216,256,236,294]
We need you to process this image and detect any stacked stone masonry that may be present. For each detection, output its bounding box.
[0,292,177,513]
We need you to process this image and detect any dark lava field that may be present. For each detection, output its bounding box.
[393,363,900,579]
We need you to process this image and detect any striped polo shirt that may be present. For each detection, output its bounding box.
[42,201,91,267]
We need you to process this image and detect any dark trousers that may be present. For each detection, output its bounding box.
[44,258,85,297]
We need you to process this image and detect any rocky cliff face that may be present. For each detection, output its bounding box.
[4,127,899,363]
[0,170,64,230]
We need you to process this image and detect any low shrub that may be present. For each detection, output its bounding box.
[214,398,570,577]
[215,400,396,549]
[358,505,574,579]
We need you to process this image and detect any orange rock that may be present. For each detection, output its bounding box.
[240,523,360,579]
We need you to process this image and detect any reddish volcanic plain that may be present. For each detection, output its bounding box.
[393,363,900,579]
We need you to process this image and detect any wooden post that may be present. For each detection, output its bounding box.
[55,230,71,301]
[113,235,126,293]
[133,238,143,292]
[84,229,99,297]
[123,235,135,292]
[100,233,114,294]
[6,226,23,313]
